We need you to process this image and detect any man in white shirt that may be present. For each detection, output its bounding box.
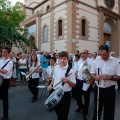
[75,50,93,120]
[0,46,13,120]
[91,52,97,61]
[91,45,120,120]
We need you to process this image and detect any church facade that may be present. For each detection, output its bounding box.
[21,0,120,55]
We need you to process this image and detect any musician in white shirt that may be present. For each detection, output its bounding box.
[46,57,56,86]
[0,46,13,120]
[28,54,42,103]
[75,50,93,120]
[91,45,120,120]
[47,51,76,120]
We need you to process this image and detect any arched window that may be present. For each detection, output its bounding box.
[58,20,62,36]
[82,19,86,36]
[44,26,47,41]
[103,22,112,33]
[46,6,50,12]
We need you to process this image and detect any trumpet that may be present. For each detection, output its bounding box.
[26,60,48,81]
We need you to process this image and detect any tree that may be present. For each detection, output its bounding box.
[0,0,36,51]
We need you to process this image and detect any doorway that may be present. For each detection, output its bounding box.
[104,33,111,44]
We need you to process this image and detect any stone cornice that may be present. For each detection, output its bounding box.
[40,0,97,17]
[25,6,33,10]
[22,14,37,26]
[34,0,49,9]
[72,0,96,10]
[97,6,120,19]
[24,0,96,13]
[24,0,49,10]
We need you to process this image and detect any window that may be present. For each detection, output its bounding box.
[58,20,62,36]
[103,22,112,33]
[105,0,115,8]
[46,6,50,12]
[44,26,47,41]
[82,19,86,36]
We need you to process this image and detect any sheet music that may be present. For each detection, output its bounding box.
[20,72,26,76]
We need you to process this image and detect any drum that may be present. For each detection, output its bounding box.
[45,88,64,109]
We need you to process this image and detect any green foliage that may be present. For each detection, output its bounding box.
[0,0,36,51]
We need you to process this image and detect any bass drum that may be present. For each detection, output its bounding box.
[45,88,64,109]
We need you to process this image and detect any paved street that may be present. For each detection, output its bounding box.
[0,82,120,120]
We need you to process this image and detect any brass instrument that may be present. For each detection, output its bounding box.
[26,60,48,81]
[79,61,93,83]
[46,63,57,83]
[46,66,55,83]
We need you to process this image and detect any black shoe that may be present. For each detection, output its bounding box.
[83,114,88,120]
[75,108,83,113]
[31,99,37,103]
[1,116,8,120]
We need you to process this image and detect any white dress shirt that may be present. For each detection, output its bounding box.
[53,64,76,91]
[0,58,13,79]
[29,62,40,79]
[91,56,120,88]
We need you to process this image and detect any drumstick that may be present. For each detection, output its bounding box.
[53,73,72,89]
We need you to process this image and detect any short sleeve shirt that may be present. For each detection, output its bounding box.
[0,58,13,79]
[53,64,76,92]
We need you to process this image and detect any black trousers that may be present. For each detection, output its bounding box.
[0,79,10,117]
[28,78,39,100]
[92,85,115,120]
[55,91,71,120]
[76,79,91,115]
[117,81,120,90]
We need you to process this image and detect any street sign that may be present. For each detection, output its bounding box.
[105,41,111,47]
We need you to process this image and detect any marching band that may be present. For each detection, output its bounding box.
[0,45,120,120]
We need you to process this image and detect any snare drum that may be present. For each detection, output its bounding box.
[45,88,64,109]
